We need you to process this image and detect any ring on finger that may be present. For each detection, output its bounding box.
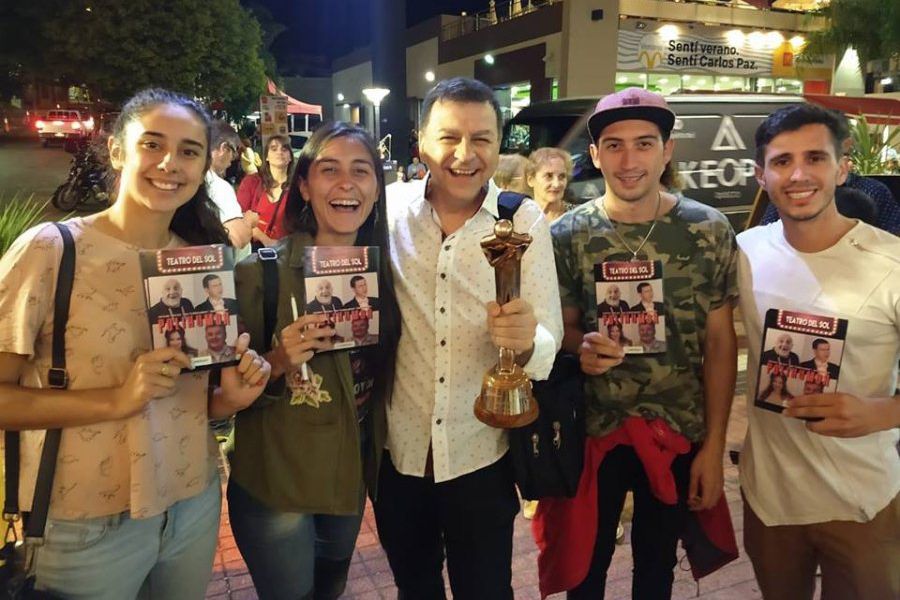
[161,365,171,377]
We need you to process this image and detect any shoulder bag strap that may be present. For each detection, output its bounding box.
[258,248,280,354]
[23,222,74,540]
[497,191,527,222]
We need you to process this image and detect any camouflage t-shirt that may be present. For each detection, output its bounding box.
[551,197,738,441]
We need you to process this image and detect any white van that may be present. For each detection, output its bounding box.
[501,94,804,230]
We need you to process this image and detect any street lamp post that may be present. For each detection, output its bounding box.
[362,87,390,146]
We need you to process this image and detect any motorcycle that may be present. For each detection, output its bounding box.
[51,143,113,212]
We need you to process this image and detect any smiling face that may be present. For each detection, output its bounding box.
[352,277,368,297]
[814,341,831,362]
[605,284,621,304]
[161,279,183,308]
[803,380,824,395]
[108,103,208,215]
[419,99,500,207]
[299,136,378,246]
[589,119,673,204]
[315,279,334,304]
[528,156,568,208]
[638,323,656,344]
[351,317,370,339]
[205,324,226,352]
[639,283,654,303]
[607,323,622,341]
[775,333,794,357]
[755,123,847,224]
[772,374,785,392]
[166,330,184,350]
[205,276,223,300]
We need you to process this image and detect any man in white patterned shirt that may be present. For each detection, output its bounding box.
[376,77,563,599]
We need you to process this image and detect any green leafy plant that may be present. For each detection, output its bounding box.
[799,0,899,71]
[0,193,49,257]
[848,116,900,175]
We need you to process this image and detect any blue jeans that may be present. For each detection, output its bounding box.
[227,480,363,600]
[33,478,221,600]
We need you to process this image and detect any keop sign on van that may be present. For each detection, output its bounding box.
[500,95,803,230]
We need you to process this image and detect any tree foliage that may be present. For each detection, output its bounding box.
[800,0,900,70]
[2,0,268,118]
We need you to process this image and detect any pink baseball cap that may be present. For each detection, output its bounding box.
[587,87,676,142]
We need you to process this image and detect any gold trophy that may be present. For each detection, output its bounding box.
[474,219,539,428]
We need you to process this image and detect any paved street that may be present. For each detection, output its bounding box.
[0,136,72,199]
[205,350,821,600]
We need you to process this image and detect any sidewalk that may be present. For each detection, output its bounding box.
[205,350,800,599]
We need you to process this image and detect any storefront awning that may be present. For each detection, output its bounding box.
[266,79,323,117]
[804,94,900,126]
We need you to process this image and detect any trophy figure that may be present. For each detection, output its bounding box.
[474,219,538,428]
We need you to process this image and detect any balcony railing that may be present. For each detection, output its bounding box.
[440,0,561,42]
[439,0,816,42]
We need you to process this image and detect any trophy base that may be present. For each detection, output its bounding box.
[473,364,538,429]
[474,400,538,429]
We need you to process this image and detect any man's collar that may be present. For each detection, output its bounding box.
[418,172,500,219]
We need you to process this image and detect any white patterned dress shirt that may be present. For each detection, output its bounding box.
[386,178,563,482]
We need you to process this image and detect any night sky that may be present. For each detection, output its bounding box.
[249,0,487,74]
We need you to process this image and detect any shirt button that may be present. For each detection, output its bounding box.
[439,376,445,383]
[440,307,446,313]
[444,245,451,251]
[440,273,447,279]
[440,339,446,346]
[436,418,443,425]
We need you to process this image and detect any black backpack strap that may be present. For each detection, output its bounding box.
[497,191,528,222]
[258,247,279,354]
[12,223,74,541]
[3,432,19,519]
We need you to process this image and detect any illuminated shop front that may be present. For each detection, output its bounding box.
[615,19,833,96]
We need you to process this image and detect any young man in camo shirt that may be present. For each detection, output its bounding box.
[545,88,738,598]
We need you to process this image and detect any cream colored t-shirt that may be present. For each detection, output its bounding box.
[0,218,217,520]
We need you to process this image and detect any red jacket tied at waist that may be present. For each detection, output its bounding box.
[532,417,738,598]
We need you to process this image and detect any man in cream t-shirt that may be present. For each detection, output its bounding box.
[738,103,899,599]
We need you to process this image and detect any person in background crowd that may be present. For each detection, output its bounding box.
[207,120,252,259]
[237,134,294,249]
[406,156,427,180]
[240,136,262,176]
[833,186,878,226]
[527,147,575,221]
[229,121,401,600]
[760,135,900,235]
[493,153,532,197]
[0,88,270,599]
[518,146,576,521]
[378,76,563,599]
[544,88,738,599]
[738,103,900,600]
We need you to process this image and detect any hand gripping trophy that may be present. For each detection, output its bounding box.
[474,219,539,428]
